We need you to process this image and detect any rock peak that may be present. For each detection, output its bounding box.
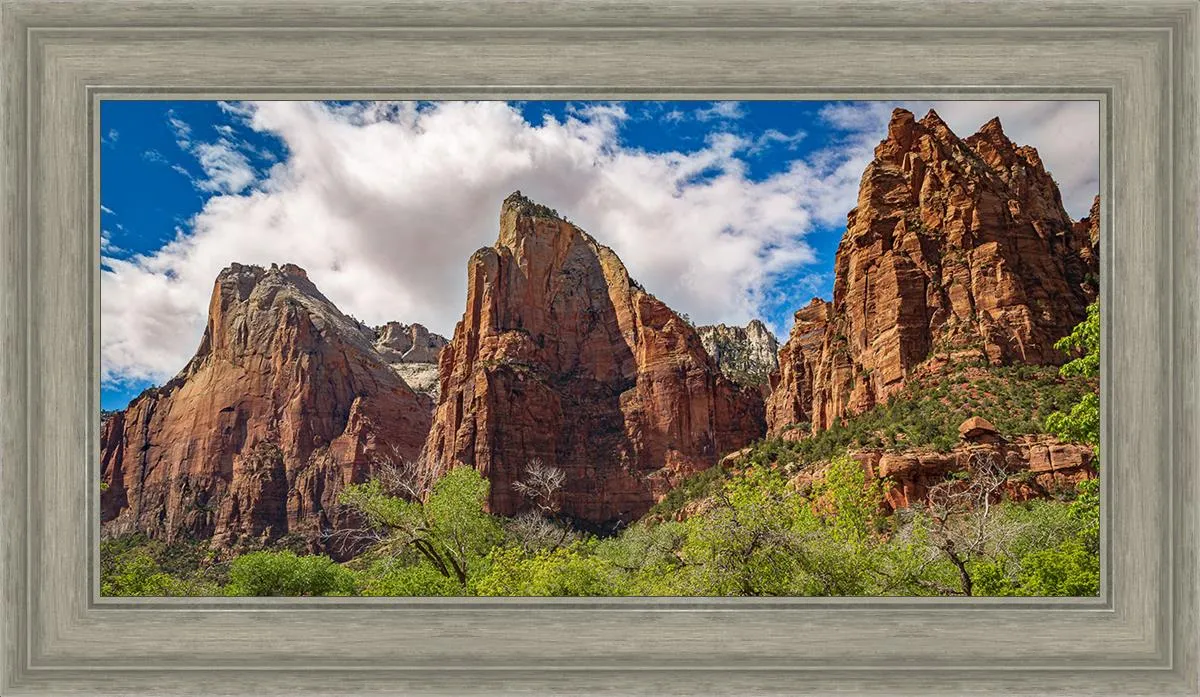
[426,198,765,523]
[217,261,311,283]
[502,190,561,220]
[918,109,955,137]
[101,265,432,554]
[767,103,1100,437]
[885,108,920,149]
[977,115,1006,138]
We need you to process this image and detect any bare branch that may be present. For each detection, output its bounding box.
[511,458,567,516]
[372,444,425,500]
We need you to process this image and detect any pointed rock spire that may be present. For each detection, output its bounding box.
[424,198,765,524]
[977,115,1006,137]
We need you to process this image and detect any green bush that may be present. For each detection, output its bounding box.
[355,560,462,597]
[100,551,213,597]
[100,534,225,596]
[472,545,623,597]
[223,551,357,597]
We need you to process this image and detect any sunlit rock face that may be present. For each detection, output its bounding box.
[767,109,1100,436]
[101,263,433,552]
[421,192,766,526]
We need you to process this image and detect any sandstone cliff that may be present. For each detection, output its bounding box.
[421,192,766,526]
[100,263,432,552]
[767,109,1100,435]
[697,320,780,391]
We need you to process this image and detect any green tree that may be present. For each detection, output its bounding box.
[1046,300,1101,557]
[1046,301,1100,449]
[976,302,1101,597]
[339,466,501,587]
[812,452,886,544]
[354,559,463,597]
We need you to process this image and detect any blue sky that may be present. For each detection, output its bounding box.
[100,99,1099,410]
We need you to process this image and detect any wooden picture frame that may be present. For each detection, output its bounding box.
[1,0,1196,694]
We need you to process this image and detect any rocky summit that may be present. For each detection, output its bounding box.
[696,320,780,392]
[100,263,433,552]
[767,109,1100,436]
[420,192,766,526]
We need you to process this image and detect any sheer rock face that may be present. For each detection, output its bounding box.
[697,320,780,393]
[100,263,432,551]
[766,298,831,432]
[421,193,766,525]
[767,109,1100,435]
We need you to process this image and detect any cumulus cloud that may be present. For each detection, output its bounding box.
[101,100,1099,387]
[101,101,826,384]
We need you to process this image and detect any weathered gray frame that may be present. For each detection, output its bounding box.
[0,0,1196,694]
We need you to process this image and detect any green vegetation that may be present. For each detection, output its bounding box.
[224,551,356,596]
[102,455,1096,597]
[100,534,225,596]
[100,305,1102,598]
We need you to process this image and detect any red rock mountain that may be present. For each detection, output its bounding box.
[100,263,432,551]
[767,109,1100,435]
[421,193,766,525]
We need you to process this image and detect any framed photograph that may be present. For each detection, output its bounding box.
[2,1,1197,695]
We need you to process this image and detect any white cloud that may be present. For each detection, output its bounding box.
[100,229,123,254]
[190,140,257,194]
[694,101,745,122]
[102,101,830,385]
[749,128,806,154]
[817,100,1101,218]
[101,100,1100,387]
[101,204,115,214]
[167,110,193,147]
[165,112,258,195]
